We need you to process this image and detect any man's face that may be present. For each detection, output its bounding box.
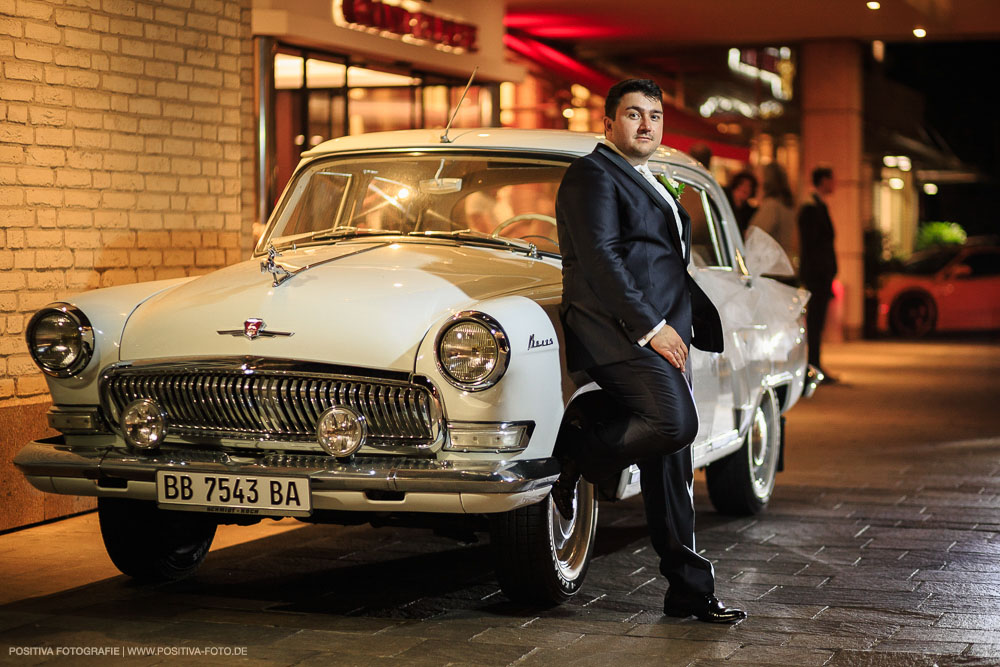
[604,91,663,165]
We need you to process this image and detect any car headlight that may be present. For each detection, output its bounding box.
[435,311,510,391]
[26,304,95,377]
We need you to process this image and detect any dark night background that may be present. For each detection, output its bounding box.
[884,40,1000,238]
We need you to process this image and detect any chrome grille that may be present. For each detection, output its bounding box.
[101,361,438,451]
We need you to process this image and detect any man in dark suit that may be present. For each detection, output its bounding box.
[798,166,838,380]
[553,78,745,624]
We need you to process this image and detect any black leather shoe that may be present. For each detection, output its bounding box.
[663,594,747,624]
[550,458,580,521]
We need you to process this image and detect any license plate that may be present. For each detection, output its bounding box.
[156,471,311,516]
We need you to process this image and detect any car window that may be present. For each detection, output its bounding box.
[962,251,1000,278]
[677,183,730,268]
[263,153,568,252]
[279,170,351,240]
[901,247,962,274]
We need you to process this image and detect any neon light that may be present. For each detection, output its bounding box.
[727,48,790,100]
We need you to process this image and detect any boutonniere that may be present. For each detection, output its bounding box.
[656,174,685,200]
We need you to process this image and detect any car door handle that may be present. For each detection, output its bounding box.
[739,274,753,288]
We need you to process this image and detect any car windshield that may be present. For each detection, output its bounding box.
[900,247,963,274]
[259,152,568,255]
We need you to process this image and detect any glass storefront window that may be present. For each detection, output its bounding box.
[267,43,499,215]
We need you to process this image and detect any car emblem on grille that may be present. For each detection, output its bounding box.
[217,318,294,340]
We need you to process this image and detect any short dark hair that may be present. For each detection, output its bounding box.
[729,170,757,192]
[605,79,662,119]
[812,166,834,187]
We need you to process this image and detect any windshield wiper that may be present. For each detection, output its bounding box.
[408,230,544,258]
[307,227,403,242]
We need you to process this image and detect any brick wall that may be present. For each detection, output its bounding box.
[0,0,256,408]
[0,0,256,529]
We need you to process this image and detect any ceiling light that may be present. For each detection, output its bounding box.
[897,156,912,172]
[923,183,939,195]
[888,177,905,190]
[913,27,927,38]
[882,156,898,168]
[867,1,880,9]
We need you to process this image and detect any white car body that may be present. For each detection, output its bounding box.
[17,128,813,601]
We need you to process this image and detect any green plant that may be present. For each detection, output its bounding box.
[915,221,966,250]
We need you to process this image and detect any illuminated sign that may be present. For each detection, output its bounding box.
[335,0,478,52]
[728,47,793,100]
[699,95,783,119]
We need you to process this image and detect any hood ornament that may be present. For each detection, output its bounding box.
[217,318,294,340]
[260,243,293,287]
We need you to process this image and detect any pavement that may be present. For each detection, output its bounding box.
[0,337,999,666]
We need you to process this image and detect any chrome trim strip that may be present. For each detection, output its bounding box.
[14,440,559,495]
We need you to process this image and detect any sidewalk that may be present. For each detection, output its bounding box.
[0,339,998,666]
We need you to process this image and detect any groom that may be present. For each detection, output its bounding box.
[553,78,745,624]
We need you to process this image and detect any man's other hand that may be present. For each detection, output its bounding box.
[649,325,688,369]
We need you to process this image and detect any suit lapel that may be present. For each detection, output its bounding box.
[594,143,688,262]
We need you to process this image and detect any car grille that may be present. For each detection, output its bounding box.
[100,360,439,452]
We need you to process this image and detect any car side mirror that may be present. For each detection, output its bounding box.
[946,264,972,280]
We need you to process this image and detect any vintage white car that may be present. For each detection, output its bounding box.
[17,129,815,604]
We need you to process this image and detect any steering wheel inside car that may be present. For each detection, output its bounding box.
[491,214,558,245]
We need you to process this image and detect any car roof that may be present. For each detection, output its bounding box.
[301,128,704,171]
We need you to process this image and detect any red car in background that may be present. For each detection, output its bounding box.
[878,240,1000,337]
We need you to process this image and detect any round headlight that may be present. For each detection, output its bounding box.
[436,312,510,391]
[317,406,367,458]
[121,399,167,451]
[26,304,95,377]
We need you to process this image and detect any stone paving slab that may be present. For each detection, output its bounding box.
[0,338,998,665]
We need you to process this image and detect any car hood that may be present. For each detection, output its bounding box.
[119,240,561,372]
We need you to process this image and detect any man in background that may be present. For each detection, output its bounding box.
[798,166,838,381]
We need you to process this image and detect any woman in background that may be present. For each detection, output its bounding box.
[749,162,797,267]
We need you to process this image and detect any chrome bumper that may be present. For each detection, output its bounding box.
[14,437,559,495]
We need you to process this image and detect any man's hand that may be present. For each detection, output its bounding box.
[649,324,688,370]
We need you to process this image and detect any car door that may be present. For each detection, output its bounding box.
[654,165,742,463]
[943,249,1000,329]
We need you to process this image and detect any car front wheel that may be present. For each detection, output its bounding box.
[489,479,598,604]
[706,388,780,516]
[98,498,217,582]
[889,291,937,337]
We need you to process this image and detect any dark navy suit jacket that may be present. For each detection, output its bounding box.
[556,143,723,372]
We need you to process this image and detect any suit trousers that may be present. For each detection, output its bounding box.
[580,355,716,597]
[805,282,832,369]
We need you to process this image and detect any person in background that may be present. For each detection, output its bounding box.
[749,162,798,265]
[724,171,757,237]
[798,166,838,382]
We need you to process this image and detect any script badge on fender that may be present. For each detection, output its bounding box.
[217,318,294,340]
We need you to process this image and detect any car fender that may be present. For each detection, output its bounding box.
[37,277,195,405]
[414,294,563,462]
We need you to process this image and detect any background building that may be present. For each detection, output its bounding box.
[2,0,998,530]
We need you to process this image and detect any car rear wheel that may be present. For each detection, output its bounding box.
[706,389,780,516]
[98,498,216,582]
[489,479,598,604]
[889,291,937,337]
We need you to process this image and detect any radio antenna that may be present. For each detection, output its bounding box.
[440,66,478,144]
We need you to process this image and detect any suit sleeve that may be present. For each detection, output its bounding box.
[557,159,663,341]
